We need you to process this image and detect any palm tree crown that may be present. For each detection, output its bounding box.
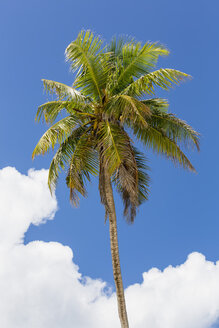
[33,30,199,328]
[33,30,199,222]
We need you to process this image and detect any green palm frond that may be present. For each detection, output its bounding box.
[123,69,190,97]
[36,100,94,124]
[141,98,169,112]
[106,36,135,72]
[133,124,196,171]
[32,116,78,158]
[107,36,133,58]
[65,30,103,71]
[133,147,150,205]
[48,125,91,192]
[110,41,169,95]
[149,108,200,150]
[66,129,98,206]
[97,121,132,174]
[65,30,109,100]
[36,101,69,123]
[122,42,169,71]
[107,95,151,128]
[42,79,86,102]
[98,126,137,222]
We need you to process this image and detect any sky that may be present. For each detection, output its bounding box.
[0,0,218,327]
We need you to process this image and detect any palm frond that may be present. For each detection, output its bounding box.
[123,69,191,97]
[48,125,92,192]
[149,108,200,150]
[113,139,138,222]
[65,30,108,100]
[110,41,169,95]
[32,116,78,158]
[66,128,98,206]
[66,30,103,71]
[106,35,134,72]
[42,79,86,102]
[133,123,196,171]
[98,126,137,222]
[107,95,151,128]
[133,147,150,205]
[98,156,109,222]
[113,141,150,222]
[36,100,95,124]
[107,36,132,59]
[97,121,132,174]
[141,98,169,112]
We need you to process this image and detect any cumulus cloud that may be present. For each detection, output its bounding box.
[0,166,219,328]
[126,253,219,328]
[0,167,57,246]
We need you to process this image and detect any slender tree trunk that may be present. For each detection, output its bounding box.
[104,170,129,328]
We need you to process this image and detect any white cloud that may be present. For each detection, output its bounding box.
[126,253,219,328]
[0,166,219,328]
[0,167,57,246]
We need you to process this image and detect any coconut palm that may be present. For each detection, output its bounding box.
[32,30,199,328]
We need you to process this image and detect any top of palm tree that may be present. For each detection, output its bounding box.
[33,30,199,223]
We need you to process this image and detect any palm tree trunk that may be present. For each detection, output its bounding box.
[104,170,129,328]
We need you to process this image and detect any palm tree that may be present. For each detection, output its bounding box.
[32,30,199,328]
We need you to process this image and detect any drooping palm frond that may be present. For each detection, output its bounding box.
[98,125,137,222]
[97,122,132,220]
[66,128,98,206]
[113,140,150,223]
[133,123,196,171]
[48,125,92,192]
[123,69,190,97]
[149,108,200,150]
[110,41,169,95]
[113,138,138,222]
[32,116,79,158]
[98,151,110,222]
[141,98,169,112]
[133,147,150,205]
[98,124,150,223]
[65,30,109,101]
[97,121,133,175]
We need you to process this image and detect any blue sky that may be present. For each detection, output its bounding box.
[0,0,218,309]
